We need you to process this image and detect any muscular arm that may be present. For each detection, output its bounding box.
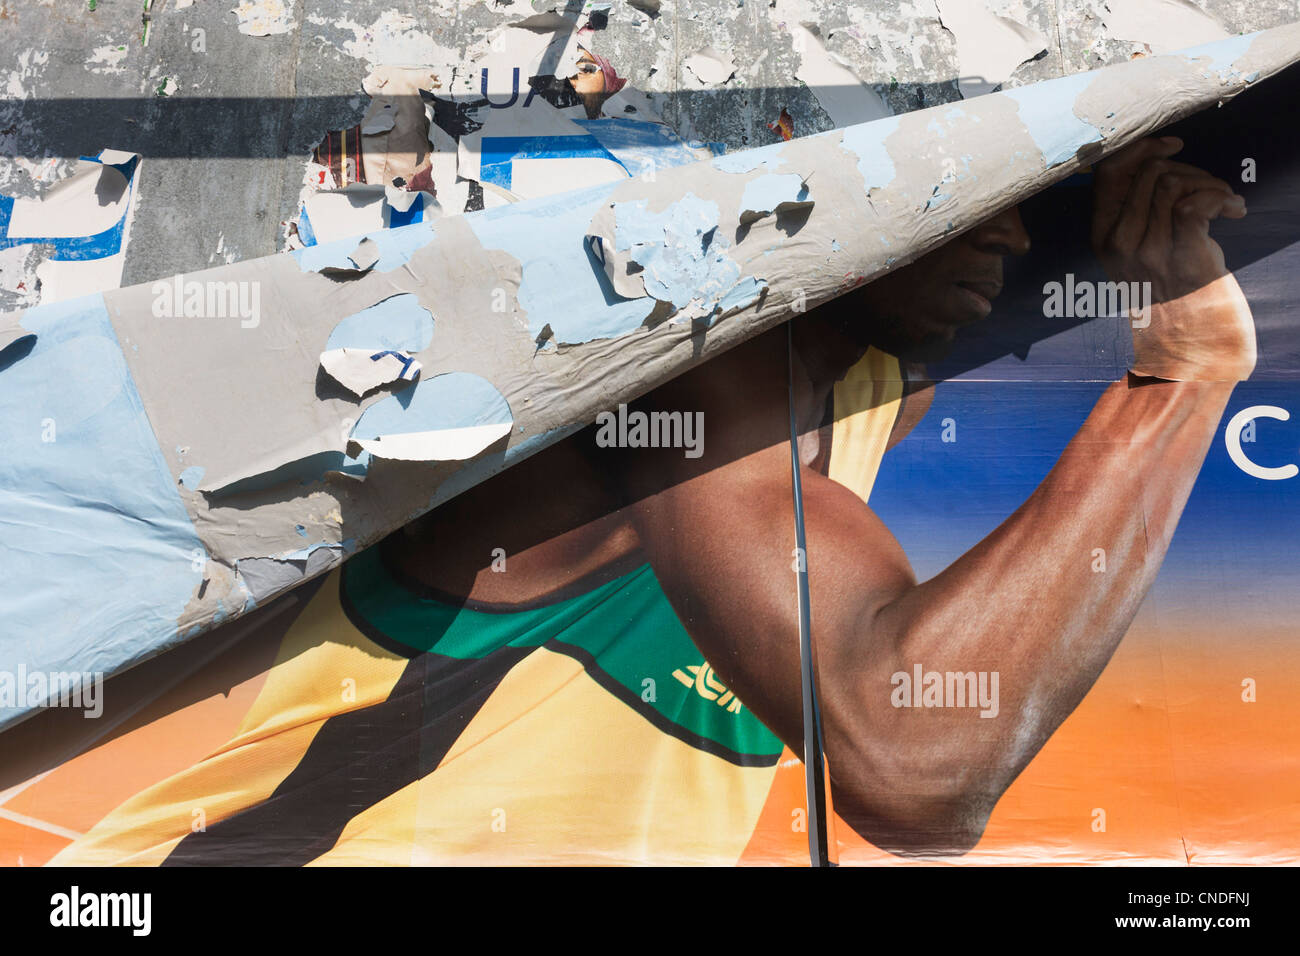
[618,137,1254,855]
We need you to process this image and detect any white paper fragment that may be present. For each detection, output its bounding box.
[355,422,515,462]
[5,151,142,304]
[97,148,138,167]
[772,0,891,127]
[88,45,129,74]
[384,184,421,214]
[936,0,1050,99]
[684,49,737,86]
[347,237,380,270]
[299,185,389,242]
[6,160,131,239]
[320,348,421,398]
[509,157,629,198]
[332,11,460,70]
[418,117,464,213]
[232,0,294,37]
[34,257,130,303]
[301,161,338,194]
[0,316,34,353]
[1102,0,1229,54]
[425,183,470,218]
[0,245,40,304]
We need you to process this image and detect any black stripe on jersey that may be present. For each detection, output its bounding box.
[546,638,781,769]
[161,576,531,866]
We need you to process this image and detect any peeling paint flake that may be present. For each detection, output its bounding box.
[317,237,381,278]
[739,173,812,224]
[839,115,901,193]
[470,182,654,344]
[87,45,130,75]
[684,49,737,86]
[350,372,514,462]
[773,0,890,128]
[716,275,768,316]
[711,144,789,175]
[998,71,1103,169]
[1103,0,1229,55]
[935,0,1048,99]
[1177,31,1260,81]
[606,192,753,323]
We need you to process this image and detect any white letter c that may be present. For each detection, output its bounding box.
[1226,406,1298,480]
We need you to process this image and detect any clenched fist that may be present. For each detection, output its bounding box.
[1091,136,1256,382]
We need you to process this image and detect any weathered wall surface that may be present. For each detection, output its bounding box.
[1,0,1296,310]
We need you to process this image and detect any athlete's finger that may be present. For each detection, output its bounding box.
[1168,190,1240,278]
[1173,189,1246,238]
[1118,163,1237,260]
[1143,170,1240,257]
[1092,136,1183,246]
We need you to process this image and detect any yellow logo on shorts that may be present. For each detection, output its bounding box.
[672,663,742,714]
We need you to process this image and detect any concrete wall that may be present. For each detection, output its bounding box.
[1,0,1295,310]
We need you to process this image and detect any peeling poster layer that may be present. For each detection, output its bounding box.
[1,26,1299,730]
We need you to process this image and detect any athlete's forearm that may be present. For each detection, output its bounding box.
[823,376,1234,850]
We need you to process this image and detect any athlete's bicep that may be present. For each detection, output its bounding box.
[612,335,916,753]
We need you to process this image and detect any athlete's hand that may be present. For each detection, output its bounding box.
[1091,135,1255,381]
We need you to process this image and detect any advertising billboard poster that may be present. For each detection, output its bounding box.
[0,1,1297,912]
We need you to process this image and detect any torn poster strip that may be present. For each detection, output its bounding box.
[290,27,711,240]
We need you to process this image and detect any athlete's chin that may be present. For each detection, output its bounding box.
[897,299,995,361]
[895,328,958,363]
[841,297,989,361]
[895,313,972,360]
